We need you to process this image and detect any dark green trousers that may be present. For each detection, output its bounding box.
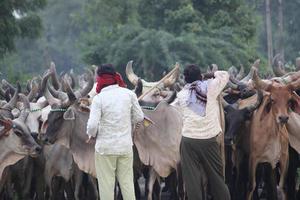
[180,136,230,200]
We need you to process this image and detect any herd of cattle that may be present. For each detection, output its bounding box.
[1,54,300,200]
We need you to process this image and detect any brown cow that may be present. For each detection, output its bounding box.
[246,69,300,200]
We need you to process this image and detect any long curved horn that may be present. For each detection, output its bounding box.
[296,57,300,71]
[272,54,286,77]
[163,66,180,87]
[18,94,30,122]
[287,77,300,91]
[40,70,52,95]
[226,79,239,90]
[61,78,76,108]
[253,59,260,68]
[126,61,139,86]
[2,79,16,95]
[49,62,61,90]
[69,69,77,89]
[211,64,218,72]
[246,90,263,112]
[44,84,61,106]
[26,80,31,93]
[27,80,39,102]
[0,87,6,100]
[236,65,245,80]
[3,82,20,110]
[74,69,94,98]
[228,66,238,77]
[48,83,68,100]
[162,91,177,104]
[241,66,256,83]
[252,69,271,90]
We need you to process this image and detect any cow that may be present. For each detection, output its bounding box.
[241,69,300,200]
[0,95,42,181]
[221,91,263,198]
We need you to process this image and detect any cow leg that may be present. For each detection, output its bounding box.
[88,176,99,200]
[165,170,179,200]
[73,169,83,200]
[247,156,258,200]
[278,130,289,200]
[176,163,185,200]
[147,168,160,200]
[287,146,298,200]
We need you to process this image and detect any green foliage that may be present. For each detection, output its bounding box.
[81,0,260,81]
[0,0,46,55]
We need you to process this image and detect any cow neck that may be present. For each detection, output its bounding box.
[67,107,96,177]
[0,138,25,179]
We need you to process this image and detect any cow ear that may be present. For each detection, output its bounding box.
[290,92,300,114]
[63,108,75,120]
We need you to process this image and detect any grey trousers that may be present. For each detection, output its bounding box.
[180,136,231,200]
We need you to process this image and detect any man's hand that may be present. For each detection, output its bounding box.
[86,136,96,144]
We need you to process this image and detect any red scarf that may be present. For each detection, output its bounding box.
[96,73,127,93]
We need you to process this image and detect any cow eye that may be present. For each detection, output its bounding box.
[14,130,23,137]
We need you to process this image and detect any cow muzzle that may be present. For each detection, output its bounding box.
[278,115,289,124]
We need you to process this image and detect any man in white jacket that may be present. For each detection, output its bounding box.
[86,64,144,200]
[174,64,230,200]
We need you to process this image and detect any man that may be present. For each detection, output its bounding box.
[86,64,144,200]
[174,64,230,200]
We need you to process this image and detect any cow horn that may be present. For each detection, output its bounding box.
[272,54,286,77]
[48,84,68,100]
[18,94,30,122]
[126,61,139,86]
[296,57,300,71]
[246,90,263,112]
[27,80,39,102]
[134,79,143,97]
[252,69,271,91]
[44,84,61,106]
[163,91,177,104]
[2,79,16,96]
[0,87,6,100]
[61,78,77,108]
[163,66,179,87]
[241,66,256,83]
[211,64,218,72]
[74,69,94,98]
[228,66,238,78]
[40,70,52,95]
[226,79,239,90]
[3,83,20,110]
[69,69,77,89]
[236,65,245,80]
[253,59,260,68]
[49,62,61,90]
[26,80,31,93]
[287,77,300,91]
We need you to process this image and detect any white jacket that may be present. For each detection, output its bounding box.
[86,85,144,155]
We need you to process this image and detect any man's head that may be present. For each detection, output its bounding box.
[97,64,116,76]
[183,64,202,83]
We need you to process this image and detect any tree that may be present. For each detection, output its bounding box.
[265,0,273,68]
[0,0,46,56]
[81,0,261,81]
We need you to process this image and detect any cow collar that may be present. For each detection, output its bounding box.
[50,108,68,112]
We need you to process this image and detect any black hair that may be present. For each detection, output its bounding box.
[183,64,202,83]
[97,64,116,76]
